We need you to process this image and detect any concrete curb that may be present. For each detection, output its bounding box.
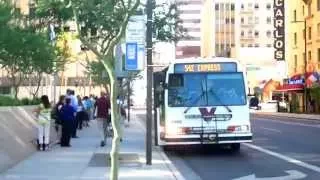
[133,111,186,180]
[252,113,320,121]
[156,147,186,180]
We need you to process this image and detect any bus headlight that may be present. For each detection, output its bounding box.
[166,126,191,135]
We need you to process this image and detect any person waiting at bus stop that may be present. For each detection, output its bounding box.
[60,98,76,147]
[95,91,111,147]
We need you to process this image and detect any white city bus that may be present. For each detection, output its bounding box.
[153,57,252,151]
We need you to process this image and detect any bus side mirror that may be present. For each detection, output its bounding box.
[162,83,168,89]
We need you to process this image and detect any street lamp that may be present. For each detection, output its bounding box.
[291,20,307,113]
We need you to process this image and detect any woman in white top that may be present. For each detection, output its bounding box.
[33,95,51,151]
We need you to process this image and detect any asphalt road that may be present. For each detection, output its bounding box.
[164,114,320,180]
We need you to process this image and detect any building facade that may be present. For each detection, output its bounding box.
[280,0,320,112]
[176,0,202,58]
[236,0,277,97]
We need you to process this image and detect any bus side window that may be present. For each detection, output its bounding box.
[168,74,184,87]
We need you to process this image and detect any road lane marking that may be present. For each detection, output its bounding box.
[244,143,320,173]
[261,127,282,133]
[255,118,320,129]
[233,170,306,180]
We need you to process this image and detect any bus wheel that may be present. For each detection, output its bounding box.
[230,143,241,152]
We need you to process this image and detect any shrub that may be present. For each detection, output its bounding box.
[0,96,21,106]
[0,96,41,106]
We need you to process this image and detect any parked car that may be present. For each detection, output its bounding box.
[259,100,278,112]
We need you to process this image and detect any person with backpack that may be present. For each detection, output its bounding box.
[51,95,65,144]
[33,95,52,151]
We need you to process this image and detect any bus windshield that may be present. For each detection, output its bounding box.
[168,73,247,107]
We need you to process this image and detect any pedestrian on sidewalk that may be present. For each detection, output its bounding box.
[76,95,85,130]
[66,90,79,138]
[95,91,111,147]
[60,98,76,147]
[51,95,65,144]
[82,96,92,127]
[33,95,52,151]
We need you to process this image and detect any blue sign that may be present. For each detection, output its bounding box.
[174,62,237,73]
[125,43,138,71]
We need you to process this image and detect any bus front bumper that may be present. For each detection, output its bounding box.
[160,133,253,145]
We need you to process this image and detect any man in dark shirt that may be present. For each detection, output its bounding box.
[60,98,76,147]
[95,92,111,147]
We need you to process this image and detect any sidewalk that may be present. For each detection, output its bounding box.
[252,111,320,121]
[0,111,183,180]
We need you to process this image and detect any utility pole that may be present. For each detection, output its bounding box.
[146,0,153,165]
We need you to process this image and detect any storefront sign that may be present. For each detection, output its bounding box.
[274,0,285,61]
[288,79,303,85]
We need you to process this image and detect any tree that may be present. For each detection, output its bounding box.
[86,60,110,92]
[37,0,187,179]
[151,0,188,43]
[0,1,57,98]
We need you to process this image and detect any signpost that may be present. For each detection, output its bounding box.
[125,15,146,71]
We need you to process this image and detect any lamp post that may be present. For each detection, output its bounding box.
[291,20,307,113]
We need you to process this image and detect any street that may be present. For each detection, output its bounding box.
[164,114,320,180]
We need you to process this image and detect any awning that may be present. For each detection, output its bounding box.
[274,84,304,92]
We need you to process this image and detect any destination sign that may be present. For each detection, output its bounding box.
[174,62,237,73]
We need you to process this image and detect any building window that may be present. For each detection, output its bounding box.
[248,44,253,47]
[318,0,320,11]
[231,3,235,11]
[308,51,312,61]
[266,3,271,10]
[0,87,11,95]
[266,31,272,37]
[255,44,259,47]
[317,23,320,36]
[255,17,259,24]
[293,10,297,21]
[226,3,230,11]
[241,31,245,37]
[248,30,253,37]
[294,32,297,45]
[241,17,244,24]
[308,3,312,16]
[267,17,271,24]
[226,18,230,24]
[308,27,312,40]
[255,31,259,37]
[254,3,259,9]
[215,4,219,10]
[231,18,235,24]
[294,55,298,70]
[241,4,244,9]
[248,17,253,24]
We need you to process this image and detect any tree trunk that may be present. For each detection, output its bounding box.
[32,73,42,98]
[101,57,121,180]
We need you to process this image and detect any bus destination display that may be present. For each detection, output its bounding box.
[174,62,237,73]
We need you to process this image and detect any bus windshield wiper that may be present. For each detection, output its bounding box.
[184,80,206,114]
[208,88,232,113]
